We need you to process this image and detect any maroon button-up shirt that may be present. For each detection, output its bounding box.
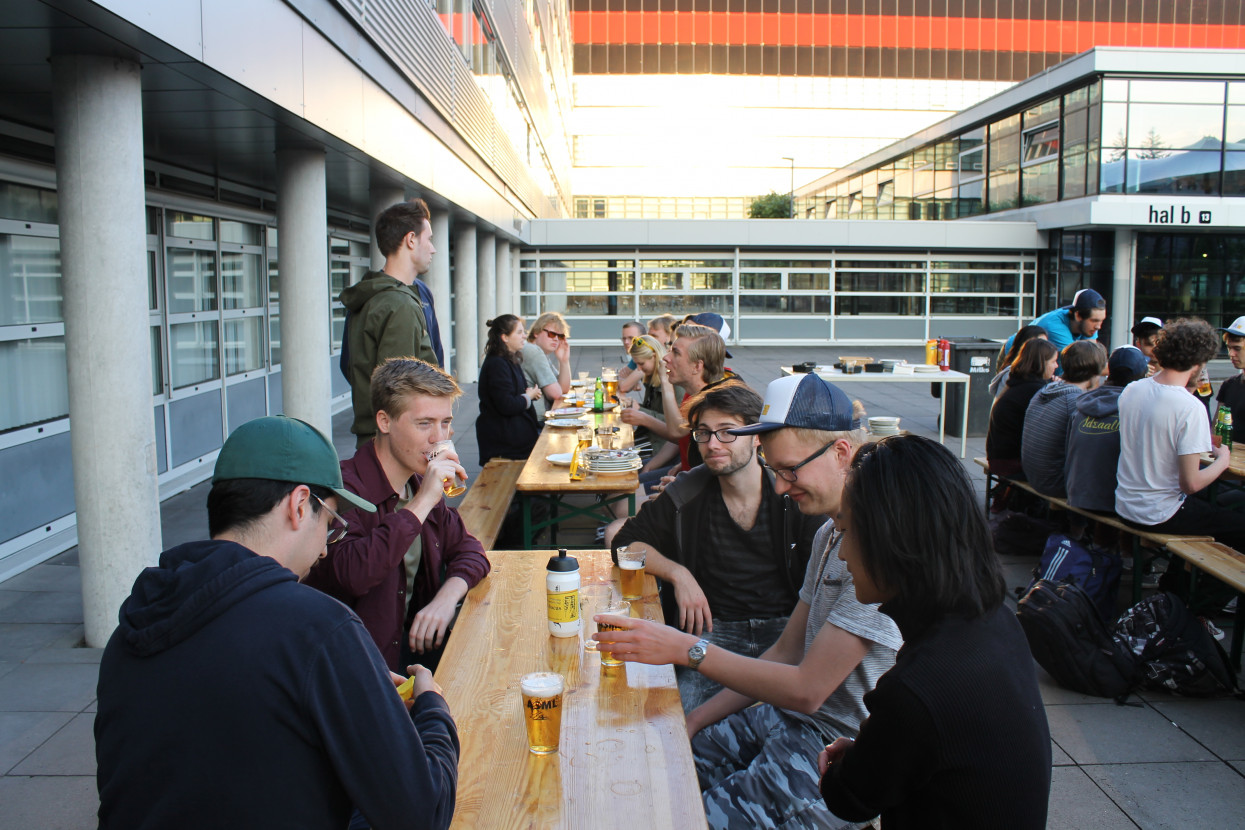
[305,441,490,670]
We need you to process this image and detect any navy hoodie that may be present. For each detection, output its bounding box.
[1065,384,1126,513]
[95,540,458,830]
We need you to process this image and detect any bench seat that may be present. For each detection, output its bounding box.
[458,459,523,551]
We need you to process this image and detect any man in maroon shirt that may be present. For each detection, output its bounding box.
[307,358,490,671]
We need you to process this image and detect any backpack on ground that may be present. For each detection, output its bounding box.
[1027,533,1122,621]
[1114,591,1238,697]
[1016,579,1138,701]
[991,510,1057,559]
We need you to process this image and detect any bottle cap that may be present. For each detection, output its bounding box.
[547,548,579,572]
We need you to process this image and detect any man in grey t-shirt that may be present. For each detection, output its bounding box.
[594,373,901,829]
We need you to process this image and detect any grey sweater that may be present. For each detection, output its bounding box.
[1021,381,1085,497]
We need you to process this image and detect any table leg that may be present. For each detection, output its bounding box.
[1232,591,1244,672]
[938,381,947,447]
[550,498,559,546]
[522,496,533,550]
[960,380,969,459]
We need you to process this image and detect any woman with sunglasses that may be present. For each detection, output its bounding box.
[818,434,1051,830]
[477,315,543,464]
[520,311,572,418]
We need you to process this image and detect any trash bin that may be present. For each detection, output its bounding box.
[943,337,1000,438]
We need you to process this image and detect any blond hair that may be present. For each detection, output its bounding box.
[527,311,569,342]
[674,323,725,383]
[628,334,666,383]
[371,357,461,419]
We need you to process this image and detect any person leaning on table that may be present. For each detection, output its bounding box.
[594,373,901,830]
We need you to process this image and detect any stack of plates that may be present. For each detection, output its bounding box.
[913,364,942,374]
[868,416,901,436]
[546,406,588,418]
[581,448,642,476]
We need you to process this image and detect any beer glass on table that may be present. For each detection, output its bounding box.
[427,439,467,497]
[596,599,631,667]
[617,546,646,600]
[520,672,565,755]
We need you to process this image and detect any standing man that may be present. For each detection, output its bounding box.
[307,358,490,672]
[96,416,458,830]
[611,381,824,710]
[342,199,440,447]
[595,374,902,830]
[1216,315,1245,444]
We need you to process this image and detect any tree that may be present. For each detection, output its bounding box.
[749,191,792,218]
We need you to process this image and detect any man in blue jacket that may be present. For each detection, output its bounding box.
[1004,288,1107,375]
[95,416,459,830]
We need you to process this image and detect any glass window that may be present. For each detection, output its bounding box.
[836,297,925,316]
[1022,161,1060,206]
[836,273,924,292]
[330,258,353,298]
[150,326,163,396]
[1022,124,1060,163]
[1062,150,1088,200]
[219,220,262,246]
[169,320,220,388]
[930,297,1020,315]
[740,273,782,290]
[543,294,636,316]
[1128,104,1224,151]
[957,180,985,216]
[331,307,347,351]
[1103,79,1130,102]
[987,172,1019,212]
[221,252,263,309]
[739,295,830,314]
[1224,151,1245,195]
[641,272,683,290]
[1225,106,1245,144]
[930,272,1020,293]
[147,250,159,311]
[789,273,830,291]
[688,273,731,290]
[269,315,281,367]
[959,146,985,177]
[166,212,215,241]
[224,317,265,375]
[267,257,279,305]
[0,182,57,224]
[1126,150,1221,195]
[0,234,62,325]
[167,248,218,313]
[0,336,68,431]
[1129,80,1225,104]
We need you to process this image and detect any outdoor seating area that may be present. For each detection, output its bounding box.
[2,344,1243,829]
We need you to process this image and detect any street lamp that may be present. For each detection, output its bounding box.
[781,157,795,219]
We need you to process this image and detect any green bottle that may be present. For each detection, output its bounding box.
[593,377,604,412]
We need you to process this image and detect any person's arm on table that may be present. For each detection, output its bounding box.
[611,522,713,636]
[410,499,489,653]
[1179,447,1230,495]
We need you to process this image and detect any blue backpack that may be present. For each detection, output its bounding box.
[1028,534,1123,622]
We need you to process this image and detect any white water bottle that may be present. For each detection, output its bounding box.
[546,549,582,638]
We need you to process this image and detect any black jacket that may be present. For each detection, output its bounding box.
[611,464,822,626]
[986,376,1047,464]
[477,353,541,463]
[95,540,458,830]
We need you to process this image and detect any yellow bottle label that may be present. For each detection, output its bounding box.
[547,589,580,623]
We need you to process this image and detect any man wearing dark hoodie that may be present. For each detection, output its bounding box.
[342,199,441,447]
[1065,347,1151,513]
[1020,340,1107,497]
[95,416,458,830]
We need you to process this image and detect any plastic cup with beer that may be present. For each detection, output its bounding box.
[426,439,467,497]
[617,545,646,600]
[595,427,616,450]
[596,599,631,667]
[520,672,565,755]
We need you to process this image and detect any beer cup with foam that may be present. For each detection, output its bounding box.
[520,672,564,755]
[617,546,645,600]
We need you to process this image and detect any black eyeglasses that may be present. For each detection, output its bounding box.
[313,495,349,544]
[690,427,739,444]
[543,329,567,341]
[759,441,836,483]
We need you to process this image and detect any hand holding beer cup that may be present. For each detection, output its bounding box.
[594,599,631,667]
[592,615,698,668]
[424,439,467,498]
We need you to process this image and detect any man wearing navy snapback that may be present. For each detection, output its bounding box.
[1004,288,1107,375]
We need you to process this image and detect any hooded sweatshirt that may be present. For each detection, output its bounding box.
[1065,384,1126,512]
[1020,380,1085,497]
[95,540,458,830]
[340,271,438,439]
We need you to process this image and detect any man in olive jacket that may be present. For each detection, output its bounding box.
[342,199,440,447]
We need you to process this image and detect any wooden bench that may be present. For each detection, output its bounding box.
[457,459,523,550]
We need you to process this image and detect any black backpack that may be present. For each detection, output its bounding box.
[1016,579,1139,702]
[1027,534,1123,622]
[1114,591,1238,697]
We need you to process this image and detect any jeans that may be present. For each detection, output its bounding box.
[676,616,788,713]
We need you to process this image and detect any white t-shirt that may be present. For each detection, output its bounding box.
[1115,377,1212,524]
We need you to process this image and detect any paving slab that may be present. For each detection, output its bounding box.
[1036,665,1121,706]
[1046,702,1218,764]
[0,774,98,829]
[1046,766,1138,830]
[0,663,102,713]
[0,624,83,663]
[1082,761,1245,830]
[0,590,84,625]
[1052,741,1076,766]
[10,713,96,776]
[23,645,104,665]
[1145,699,1245,761]
[0,711,75,775]
[0,564,82,593]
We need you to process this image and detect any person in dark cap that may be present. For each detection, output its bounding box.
[95,416,458,830]
[593,373,901,830]
[1004,288,1107,376]
[1216,314,1245,444]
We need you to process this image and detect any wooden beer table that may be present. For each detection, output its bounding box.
[434,549,706,829]
[516,399,638,549]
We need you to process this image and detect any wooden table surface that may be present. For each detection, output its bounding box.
[516,396,639,494]
[435,549,706,829]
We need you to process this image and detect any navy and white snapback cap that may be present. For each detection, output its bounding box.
[729,373,860,435]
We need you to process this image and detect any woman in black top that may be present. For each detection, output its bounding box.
[985,337,1059,478]
[819,434,1051,830]
[477,315,542,463]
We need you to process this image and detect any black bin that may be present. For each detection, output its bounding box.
[942,337,1000,438]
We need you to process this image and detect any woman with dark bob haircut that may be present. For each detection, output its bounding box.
[986,336,1059,478]
[818,435,1051,829]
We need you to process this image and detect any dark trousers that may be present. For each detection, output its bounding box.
[1132,494,1245,552]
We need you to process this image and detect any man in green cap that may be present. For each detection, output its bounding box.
[95,416,459,830]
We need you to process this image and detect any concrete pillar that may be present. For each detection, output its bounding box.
[453,223,479,382]
[368,177,405,271]
[477,230,496,354]
[1111,228,1135,351]
[428,210,452,370]
[495,239,512,315]
[276,147,332,436]
[51,55,162,647]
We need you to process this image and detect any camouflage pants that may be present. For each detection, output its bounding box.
[693,704,856,830]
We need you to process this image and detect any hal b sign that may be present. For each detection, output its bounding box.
[1149,205,1213,225]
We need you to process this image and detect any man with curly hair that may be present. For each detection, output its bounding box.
[1116,318,1245,547]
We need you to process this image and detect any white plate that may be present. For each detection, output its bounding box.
[547,407,588,418]
[546,452,574,467]
[546,419,586,428]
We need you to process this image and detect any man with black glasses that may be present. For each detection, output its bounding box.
[610,381,824,711]
[593,374,901,830]
[96,416,459,830]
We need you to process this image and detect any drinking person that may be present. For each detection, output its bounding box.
[477,315,542,463]
[818,434,1051,829]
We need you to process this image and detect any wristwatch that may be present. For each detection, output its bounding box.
[687,639,710,672]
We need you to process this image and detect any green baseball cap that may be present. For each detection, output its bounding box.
[213,416,376,513]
